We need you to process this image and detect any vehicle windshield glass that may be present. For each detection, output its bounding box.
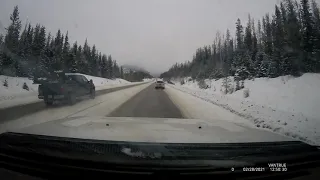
[48,72,67,81]
[0,0,319,168]
[67,75,83,83]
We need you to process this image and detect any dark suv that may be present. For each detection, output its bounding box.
[38,72,95,105]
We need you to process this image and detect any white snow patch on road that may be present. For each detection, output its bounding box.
[0,74,141,109]
[170,73,320,145]
[0,82,152,133]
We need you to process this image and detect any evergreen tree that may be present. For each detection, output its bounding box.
[113,60,120,78]
[311,0,320,71]
[38,26,46,56]
[76,45,85,73]
[107,55,113,78]
[70,41,78,72]
[120,66,124,78]
[280,2,288,42]
[300,0,316,72]
[264,14,273,57]
[98,52,102,77]
[5,6,21,54]
[235,19,244,49]
[244,15,253,52]
[3,5,21,72]
[31,24,40,57]
[252,19,258,56]
[62,31,69,56]
[273,5,285,76]
[257,20,263,49]
[83,38,90,74]
[54,29,62,55]
[259,53,270,77]
[222,76,232,94]
[25,24,33,57]
[225,29,233,70]
[62,32,70,71]
[101,54,107,78]
[18,24,27,58]
[72,41,78,55]
[286,0,302,75]
[91,45,97,76]
[34,26,46,76]
[254,51,264,77]
[49,34,55,50]
[46,32,51,49]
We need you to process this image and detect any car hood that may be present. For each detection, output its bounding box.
[6,116,295,143]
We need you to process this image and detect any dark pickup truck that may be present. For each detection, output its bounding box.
[37,72,95,106]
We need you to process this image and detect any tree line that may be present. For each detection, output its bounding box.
[0,6,151,82]
[161,0,320,83]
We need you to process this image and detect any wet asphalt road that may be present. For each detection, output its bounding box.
[107,84,184,118]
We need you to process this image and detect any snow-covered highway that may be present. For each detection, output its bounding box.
[0,80,305,145]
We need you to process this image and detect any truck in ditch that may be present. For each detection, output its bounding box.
[36,71,95,106]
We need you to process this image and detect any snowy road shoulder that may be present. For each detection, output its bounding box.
[168,81,320,146]
[165,85,253,127]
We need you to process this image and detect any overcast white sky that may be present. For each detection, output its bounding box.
[1,0,319,75]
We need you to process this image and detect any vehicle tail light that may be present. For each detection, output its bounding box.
[61,87,64,92]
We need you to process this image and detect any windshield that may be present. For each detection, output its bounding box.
[0,0,320,176]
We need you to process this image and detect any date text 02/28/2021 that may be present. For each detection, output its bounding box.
[231,163,287,172]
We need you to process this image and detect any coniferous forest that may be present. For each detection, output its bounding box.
[0,6,152,82]
[161,0,320,86]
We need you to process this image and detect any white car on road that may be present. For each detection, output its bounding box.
[155,80,165,89]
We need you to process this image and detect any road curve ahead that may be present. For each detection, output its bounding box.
[107,84,184,118]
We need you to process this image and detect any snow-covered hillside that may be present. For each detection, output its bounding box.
[0,74,132,109]
[171,73,320,145]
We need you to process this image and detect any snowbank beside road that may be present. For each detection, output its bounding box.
[0,76,38,102]
[0,74,134,109]
[165,85,253,127]
[80,74,131,90]
[171,73,320,145]
[143,78,154,82]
